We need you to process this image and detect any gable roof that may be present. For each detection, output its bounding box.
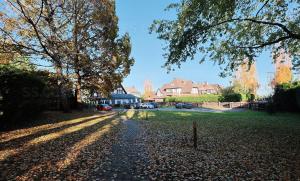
[160,78,221,94]
[161,78,194,93]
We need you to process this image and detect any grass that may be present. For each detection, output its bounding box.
[127,110,300,179]
[131,110,300,128]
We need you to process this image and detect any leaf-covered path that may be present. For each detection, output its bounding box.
[89,119,149,180]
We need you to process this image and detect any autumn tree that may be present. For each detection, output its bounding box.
[0,0,134,108]
[150,0,300,76]
[273,50,292,85]
[233,61,259,94]
[143,80,154,99]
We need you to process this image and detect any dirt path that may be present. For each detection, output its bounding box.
[90,120,149,181]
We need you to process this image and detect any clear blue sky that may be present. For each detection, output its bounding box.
[116,0,277,96]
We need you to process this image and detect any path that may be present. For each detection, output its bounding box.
[90,120,149,181]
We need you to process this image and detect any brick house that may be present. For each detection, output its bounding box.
[155,78,221,100]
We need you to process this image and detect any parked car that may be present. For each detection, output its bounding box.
[149,102,158,108]
[124,103,140,109]
[183,103,193,109]
[140,103,154,109]
[175,103,193,109]
[96,104,112,111]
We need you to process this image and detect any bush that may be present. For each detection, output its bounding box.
[273,82,300,112]
[219,93,243,102]
[165,94,220,103]
[0,65,47,127]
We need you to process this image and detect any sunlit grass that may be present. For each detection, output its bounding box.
[0,113,116,161]
[0,112,115,143]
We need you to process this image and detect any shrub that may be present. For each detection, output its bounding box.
[165,94,220,103]
[219,93,242,102]
[0,65,47,127]
[273,82,300,112]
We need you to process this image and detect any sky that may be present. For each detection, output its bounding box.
[116,0,277,96]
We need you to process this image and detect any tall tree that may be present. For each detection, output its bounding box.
[143,80,154,99]
[233,60,259,94]
[273,50,292,85]
[0,0,134,108]
[0,0,71,111]
[150,0,300,76]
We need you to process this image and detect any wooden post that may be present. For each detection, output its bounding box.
[145,111,148,120]
[193,121,197,149]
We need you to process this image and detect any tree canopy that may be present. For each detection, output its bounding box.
[150,0,300,76]
[0,0,134,106]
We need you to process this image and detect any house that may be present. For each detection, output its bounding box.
[95,85,141,106]
[157,78,221,97]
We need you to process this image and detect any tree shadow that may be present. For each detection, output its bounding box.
[0,111,122,180]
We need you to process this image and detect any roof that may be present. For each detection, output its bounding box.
[160,78,221,94]
[161,78,194,93]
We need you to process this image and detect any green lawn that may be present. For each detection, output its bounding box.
[128,110,300,179]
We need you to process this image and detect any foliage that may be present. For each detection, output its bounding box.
[0,65,46,126]
[220,85,254,102]
[274,65,292,85]
[234,61,259,94]
[0,0,134,106]
[165,94,220,103]
[273,81,300,112]
[219,93,242,102]
[0,65,77,127]
[150,0,300,76]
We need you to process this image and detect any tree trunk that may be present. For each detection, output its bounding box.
[56,65,70,112]
[75,70,82,109]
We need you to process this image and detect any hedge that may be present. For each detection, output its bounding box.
[218,93,243,102]
[165,94,221,103]
[273,83,300,112]
[0,65,47,127]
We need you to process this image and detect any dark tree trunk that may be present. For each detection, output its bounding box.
[56,65,70,112]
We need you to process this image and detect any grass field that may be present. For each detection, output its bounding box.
[129,110,300,180]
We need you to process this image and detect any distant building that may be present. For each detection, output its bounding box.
[94,85,141,105]
[159,78,221,96]
[125,86,141,98]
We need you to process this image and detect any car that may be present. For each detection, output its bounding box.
[183,103,193,109]
[96,104,112,111]
[140,103,154,109]
[149,102,158,108]
[175,103,184,109]
[124,103,140,109]
[175,103,193,109]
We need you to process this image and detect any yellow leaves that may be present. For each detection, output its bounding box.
[274,65,292,85]
[235,61,259,94]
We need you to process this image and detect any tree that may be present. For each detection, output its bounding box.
[272,49,293,85]
[233,61,259,94]
[0,0,134,109]
[143,80,154,99]
[150,0,300,76]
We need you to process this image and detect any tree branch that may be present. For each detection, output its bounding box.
[255,0,270,17]
[236,35,291,49]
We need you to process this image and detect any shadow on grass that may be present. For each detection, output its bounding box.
[0,111,123,180]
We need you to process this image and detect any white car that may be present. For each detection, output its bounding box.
[140,103,154,109]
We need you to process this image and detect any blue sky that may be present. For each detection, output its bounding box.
[116,0,276,96]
